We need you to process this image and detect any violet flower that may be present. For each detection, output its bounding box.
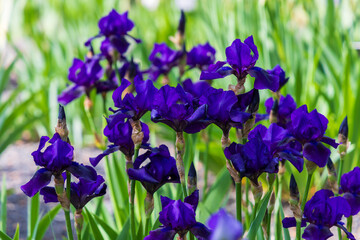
[187,43,216,70]
[200,36,279,92]
[266,65,289,92]
[340,167,360,215]
[146,43,183,81]
[90,113,150,166]
[58,56,104,105]
[248,124,304,172]
[182,78,211,99]
[127,145,180,194]
[151,84,208,134]
[21,133,97,197]
[145,190,210,240]
[207,209,243,240]
[283,189,354,240]
[85,10,140,55]
[289,105,338,168]
[224,132,279,184]
[40,174,107,210]
[256,95,297,128]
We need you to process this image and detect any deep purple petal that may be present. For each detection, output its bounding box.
[40,187,58,203]
[190,222,211,240]
[302,224,332,240]
[248,67,280,92]
[144,227,176,240]
[21,168,52,197]
[90,145,120,167]
[303,142,330,168]
[58,85,86,105]
[67,162,97,181]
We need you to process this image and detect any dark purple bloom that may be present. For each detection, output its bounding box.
[40,174,107,209]
[145,190,210,240]
[21,134,97,197]
[224,133,279,184]
[262,95,296,127]
[289,105,338,168]
[90,113,150,166]
[151,84,208,133]
[187,43,216,70]
[199,87,255,134]
[146,43,183,81]
[283,189,354,240]
[248,124,304,172]
[200,36,279,92]
[58,56,104,105]
[118,58,143,80]
[111,77,158,120]
[94,70,119,94]
[340,167,360,215]
[127,145,180,194]
[182,78,211,99]
[266,65,289,92]
[207,209,243,240]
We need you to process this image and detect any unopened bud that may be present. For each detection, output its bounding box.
[338,116,349,157]
[187,162,197,194]
[289,174,301,221]
[170,11,186,49]
[326,158,338,192]
[55,105,69,142]
[144,192,154,218]
[269,99,279,124]
[75,208,84,233]
[248,89,260,114]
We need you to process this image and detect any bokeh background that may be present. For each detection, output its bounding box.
[1,0,360,237]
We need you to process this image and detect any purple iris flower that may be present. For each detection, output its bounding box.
[266,65,289,92]
[40,174,107,210]
[146,43,183,81]
[187,43,216,70]
[110,77,158,120]
[151,84,208,133]
[118,58,143,80]
[199,87,255,134]
[94,70,119,94]
[340,167,360,215]
[224,132,279,184]
[127,145,180,194]
[58,56,104,105]
[90,113,150,166]
[248,124,304,172]
[200,36,279,92]
[283,189,355,240]
[21,133,97,197]
[289,105,338,168]
[207,209,243,240]
[145,190,210,240]
[182,79,211,99]
[85,10,140,55]
[256,95,296,127]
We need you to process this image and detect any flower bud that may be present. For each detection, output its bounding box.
[338,116,349,157]
[187,162,197,194]
[326,157,338,192]
[289,174,301,221]
[55,105,69,142]
[248,89,260,114]
[169,11,185,49]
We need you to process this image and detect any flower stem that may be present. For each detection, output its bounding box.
[337,157,344,187]
[203,127,212,199]
[296,172,313,240]
[236,182,242,222]
[176,132,187,198]
[77,229,81,240]
[144,217,151,237]
[65,171,74,240]
[347,216,352,233]
[130,146,140,240]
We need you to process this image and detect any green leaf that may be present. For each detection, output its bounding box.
[27,192,40,239]
[247,190,272,240]
[204,167,231,210]
[33,204,61,240]
[0,58,17,94]
[93,214,118,239]
[116,219,130,240]
[0,175,7,233]
[85,208,104,240]
[0,231,12,240]
[12,224,19,240]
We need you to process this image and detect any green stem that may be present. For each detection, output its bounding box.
[65,171,74,240]
[236,182,242,222]
[189,233,194,240]
[347,216,352,233]
[77,229,81,240]
[337,158,344,187]
[203,127,212,199]
[296,172,313,240]
[144,217,151,237]
[130,146,140,240]
[85,108,96,136]
[245,179,250,230]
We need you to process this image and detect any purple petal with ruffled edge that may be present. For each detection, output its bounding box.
[200,61,233,80]
[98,10,134,37]
[40,187,58,203]
[21,168,52,197]
[303,142,330,168]
[66,162,97,181]
[302,224,333,240]
[90,145,120,167]
[144,227,176,240]
[58,85,86,106]
[248,67,279,92]
[190,222,211,240]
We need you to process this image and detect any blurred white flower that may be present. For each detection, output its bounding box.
[141,0,160,11]
[174,0,197,12]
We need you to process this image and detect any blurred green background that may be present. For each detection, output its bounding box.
[1,0,360,173]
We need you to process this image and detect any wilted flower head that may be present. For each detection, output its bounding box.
[90,113,150,166]
[147,43,183,81]
[40,173,107,209]
[248,124,304,172]
[151,84,208,133]
[207,209,243,240]
[289,105,338,168]
[145,190,210,240]
[283,189,354,240]
[224,133,279,184]
[200,36,279,92]
[21,133,97,197]
[340,167,360,215]
[127,145,180,194]
[187,43,216,70]
[58,56,104,105]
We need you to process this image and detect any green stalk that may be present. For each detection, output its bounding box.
[65,171,74,240]
[77,228,81,240]
[266,211,272,240]
[144,217,151,237]
[337,158,344,187]
[296,172,313,240]
[236,182,242,222]
[130,146,140,240]
[245,179,250,229]
[347,216,352,233]
[203,127,212,199]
